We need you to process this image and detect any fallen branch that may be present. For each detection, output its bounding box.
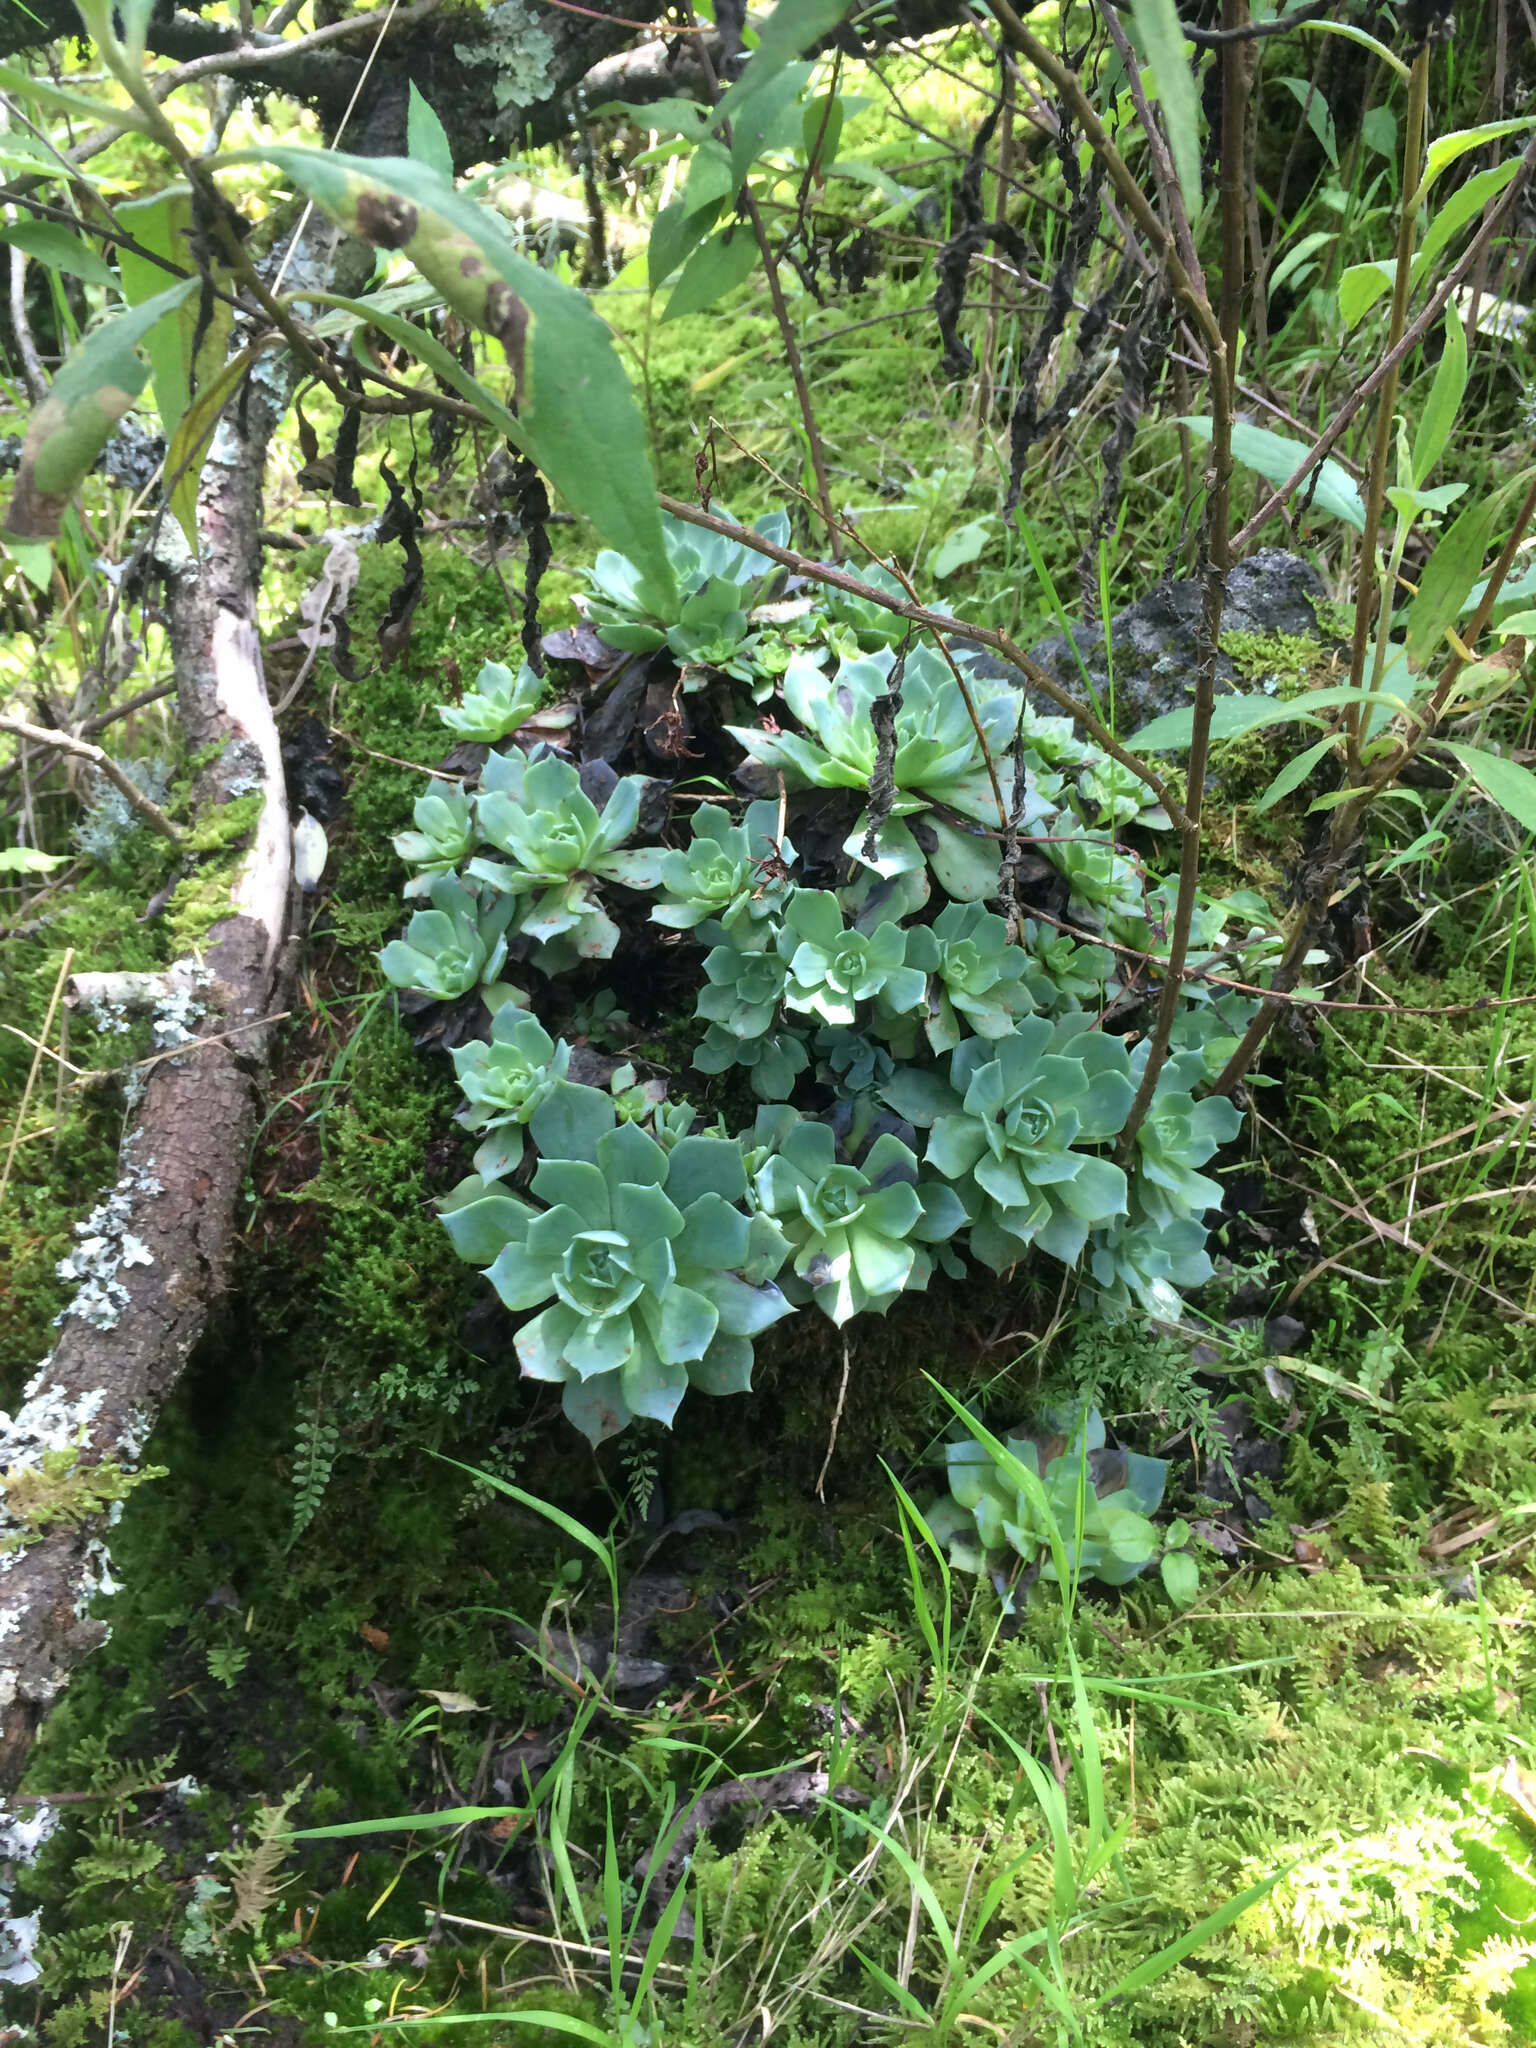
[0,310,301,1793]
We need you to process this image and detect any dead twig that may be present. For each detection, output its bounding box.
[0,717,182,841]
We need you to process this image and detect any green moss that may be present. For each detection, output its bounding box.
[1221,626,1333,695]
[0,1447,167,1552]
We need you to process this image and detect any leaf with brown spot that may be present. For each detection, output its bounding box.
[1,281,197,544]
[226,147,675,614]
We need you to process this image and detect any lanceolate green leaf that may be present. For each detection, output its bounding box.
[1443,743,1536,838]
[165,345,262,548]
[1254,732,1338,812]
[648,194,724,289]
[1279,76,1338,168]
[1133,684,1410,752]
[0,59,154,133]
[1180,416,1365,531]
[662,222,759,322]
[1405,493,1499,669]
[406,81,454,182]
[1414,158,1524,280]
[0,221,115,289]
[1128,0,1202,216]
[717,0,850,120]
[1338,259,1395,330]
[1412,305,1468,487]
[312,293,521,442]
[1415,117,1536,206]
[228,146,675,613]
[1,280,196,542]
[116,186,231,443]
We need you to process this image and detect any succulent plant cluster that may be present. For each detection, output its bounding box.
[379,514,1282,1448]
[924,1407,1201,1607]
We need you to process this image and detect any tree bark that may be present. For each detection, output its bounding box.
[0,362,292,1794]
[0,0,995,168]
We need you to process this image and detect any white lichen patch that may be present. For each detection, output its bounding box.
[72,957,212,1048]
[75,1536,123,1615]
[53,1159,163,1332]
[0,1799,59,1988]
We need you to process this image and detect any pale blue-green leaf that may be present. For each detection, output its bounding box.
[1180,416,1365,530]
[1442,743,1536,837]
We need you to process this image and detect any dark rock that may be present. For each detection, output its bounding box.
[1264,1313,1307,1355]
[974,547,1339,736]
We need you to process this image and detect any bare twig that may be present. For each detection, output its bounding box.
[0,717,182,840]
[150,0,442,91]
[6,242,46,402]
[656,493,1187,826]
[1118,0,1243,1154]
[816,1338,852,1503]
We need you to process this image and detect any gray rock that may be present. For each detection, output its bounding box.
[976,547,1338,736]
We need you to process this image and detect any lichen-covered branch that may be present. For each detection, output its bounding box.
[0,361,293,1795]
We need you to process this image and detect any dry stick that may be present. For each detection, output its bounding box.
[1025,897,1536,1015]
[1112,0,1243,1157]
[6,243,46,402]
[0,678,177,800]
[681,5,842,564]
[816,1337,851,1503]
[1344,44,1431,779]
[1231,134,1536,553]
[0,717,182,840]
[152,0,442,90]
[0,946,72,1211]
[655,492,1188,828]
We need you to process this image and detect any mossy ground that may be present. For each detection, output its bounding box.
[5,43,1536,2045]
[9,553,1536,2042]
